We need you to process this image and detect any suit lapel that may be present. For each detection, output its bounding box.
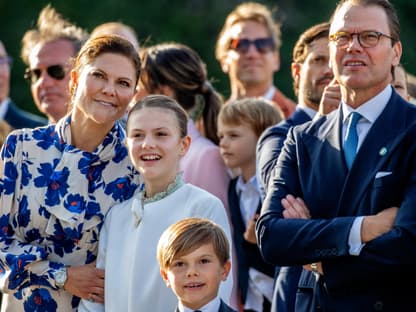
[337,92,410,216]
[302,109,348,217]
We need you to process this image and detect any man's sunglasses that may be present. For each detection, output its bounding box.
[24,65,66,84]
[229,37,275,54]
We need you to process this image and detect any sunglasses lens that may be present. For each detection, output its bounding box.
[255,38,274,53]
[48,65,66,80]
[230,38,274,54]
[235,39,251,54]
[24,69,41,84]
[24,65,66,83]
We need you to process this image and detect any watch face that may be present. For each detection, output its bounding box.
[55,269,67,286]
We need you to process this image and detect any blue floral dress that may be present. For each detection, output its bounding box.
[0,117,141,311]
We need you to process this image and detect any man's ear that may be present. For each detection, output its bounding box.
[391,41,402,67]
[220,55,230,74]
[291,62,301,89]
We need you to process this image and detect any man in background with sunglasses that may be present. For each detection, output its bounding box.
[0,40,47,130]
[21,5,88,123]
[216,2,296,119]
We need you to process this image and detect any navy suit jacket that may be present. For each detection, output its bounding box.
[228,178,274,304]
[256,108,311,312]
[175,299,237,312]
[256,108,311,198]
[257,89,416,311]
[3,99,47,129]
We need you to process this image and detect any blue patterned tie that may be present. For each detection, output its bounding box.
[344,112,361,169]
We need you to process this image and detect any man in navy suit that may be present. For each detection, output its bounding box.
[257,0,416,311]
[255,22,334,312]
[0,40,47,129]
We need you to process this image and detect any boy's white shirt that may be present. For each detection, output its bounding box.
[178,296,221,312]
[235,175,274,310]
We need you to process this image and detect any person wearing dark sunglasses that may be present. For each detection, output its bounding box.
[215,2,296,120]
[21,5,88,123]
[0,40,47,130]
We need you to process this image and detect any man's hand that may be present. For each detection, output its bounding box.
[282,195,322,274]
[65,262,105,303]
[319,78,341,115]
[281,194,311,219]
[244,214,259,244]
[361,207,398,243]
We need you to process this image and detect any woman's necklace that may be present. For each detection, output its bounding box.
[143,173,184,204]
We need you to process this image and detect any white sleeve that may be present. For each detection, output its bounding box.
[348,216,365,255]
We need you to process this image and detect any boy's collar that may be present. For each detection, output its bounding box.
[178,296,221,312]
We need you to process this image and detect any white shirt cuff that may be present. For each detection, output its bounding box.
[348,216,365,255]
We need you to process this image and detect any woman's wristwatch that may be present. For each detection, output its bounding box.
[54,267,68,289]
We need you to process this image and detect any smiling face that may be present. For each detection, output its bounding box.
[126,106,190,194]
[160,243,231,310]
[329,3,402,105]
[71,52,136,127]
[222,20,279,93]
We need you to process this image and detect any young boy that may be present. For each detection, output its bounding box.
[217,98,283,312]
[157,218,236,312]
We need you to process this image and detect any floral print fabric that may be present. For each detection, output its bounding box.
[0,117,141,311]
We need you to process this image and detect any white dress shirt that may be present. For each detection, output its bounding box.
[235,175,274,311]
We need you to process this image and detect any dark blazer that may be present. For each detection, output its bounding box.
[228,177,274,305]
[3,99,47,129]
[256,108,311,198]
[175,299,237,312]
[257,89,416,311]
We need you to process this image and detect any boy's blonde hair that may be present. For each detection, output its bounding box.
[157,218,230,271]
[218,98,283,137]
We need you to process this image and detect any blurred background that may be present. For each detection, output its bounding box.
[1,0,415,116]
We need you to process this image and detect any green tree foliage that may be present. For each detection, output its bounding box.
[1,0,415,116]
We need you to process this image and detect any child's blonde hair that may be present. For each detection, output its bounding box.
[218,97,283,137]
[157,218,230,271]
